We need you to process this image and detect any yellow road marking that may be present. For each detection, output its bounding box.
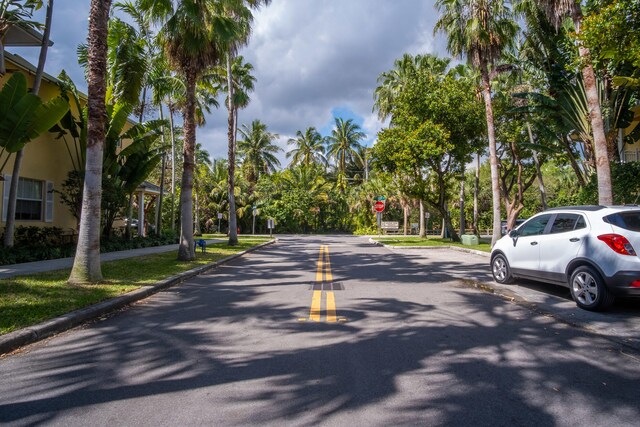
[310,290,322,322]
[316,245,325,283]
[326,291,337,322]
[324,246,333,282]
[301,245,346,323]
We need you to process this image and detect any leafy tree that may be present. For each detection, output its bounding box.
[256,164,330,233]
[373,53,450,120]
[373,63,485,242]
[435,0,518,245]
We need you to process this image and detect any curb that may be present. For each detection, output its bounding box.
[0,239,277,356]
[369,238,490,258]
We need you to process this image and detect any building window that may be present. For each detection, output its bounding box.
[16,178,43,220]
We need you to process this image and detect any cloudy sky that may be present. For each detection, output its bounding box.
[11,0,451,167]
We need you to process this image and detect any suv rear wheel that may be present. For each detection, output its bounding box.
[491,254,513,284]
[569,266,615,311]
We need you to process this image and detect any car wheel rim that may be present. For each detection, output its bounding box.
[493,258,506,281]
[572,272,598,305]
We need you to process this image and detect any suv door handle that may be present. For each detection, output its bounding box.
[530,242,538,246]
[570,237,580,242]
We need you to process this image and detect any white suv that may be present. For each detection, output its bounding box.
[490,206,640,311]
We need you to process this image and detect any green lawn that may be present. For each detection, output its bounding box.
[373,236,492,253]
[0,237,270,335]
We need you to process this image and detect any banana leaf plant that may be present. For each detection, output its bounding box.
[0,72,69,172]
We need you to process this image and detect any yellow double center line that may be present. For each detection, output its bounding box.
[308,245,339,323]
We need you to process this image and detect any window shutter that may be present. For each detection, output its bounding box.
[45,181,54,223]
[2,175,11,222]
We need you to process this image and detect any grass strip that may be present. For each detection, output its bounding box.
[374,236,492,253]
[0,238,270,335]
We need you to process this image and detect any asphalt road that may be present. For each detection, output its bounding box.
[1,235,640,426]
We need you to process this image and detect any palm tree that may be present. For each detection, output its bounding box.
[326,117,366,180]
[435,0,518,246]
[220,9,258,246]
[534,0,612,205]
[151,0,240,261]
[286,127,327,168]
[237,119,281,190]
[69,0,112,284]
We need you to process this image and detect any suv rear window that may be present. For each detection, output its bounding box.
[603,211,640,232]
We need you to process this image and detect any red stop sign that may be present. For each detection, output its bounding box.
[374,201,385,213]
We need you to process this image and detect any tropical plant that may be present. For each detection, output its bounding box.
[237,119,281,189]
[435,0,518,245]
[148,0,242,260]
[3,0,56,248]
[326,117,366,183]
[286,127,327,168]
[0,73,68,246]
[535,0,612,204]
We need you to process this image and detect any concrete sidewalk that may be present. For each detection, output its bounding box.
[0,239,224,279]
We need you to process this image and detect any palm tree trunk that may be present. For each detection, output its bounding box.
[481,70,502,246]
[0,38,5,75]
[125,193,134,239]
[403,202,409,236]
[4,0,54,248]
[473,153,479,235]
[419,200,425,238]
[194,190,201,235]
[168,104,176,231]
[177,73,196,261]
[227,54,238,246]
[459,170,465,236]
[69,0,111,284]
[581,59,612,204]
[4,150,22,248]
[156,105,166,235]
[571,12,612,204]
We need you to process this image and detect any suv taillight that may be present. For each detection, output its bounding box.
[597,234,637,256]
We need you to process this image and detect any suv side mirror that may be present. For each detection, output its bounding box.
[509,229,518,238]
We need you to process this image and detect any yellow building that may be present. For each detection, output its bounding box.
[1,27,160,238]
[1,28,79,234]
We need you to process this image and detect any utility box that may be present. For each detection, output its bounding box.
[461,234,479,246]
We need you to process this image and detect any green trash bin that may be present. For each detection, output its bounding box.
[461,234,479,245]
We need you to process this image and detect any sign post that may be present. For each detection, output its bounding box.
[267,218,275,237]
[252,206,257,235]
[373,196,386,235]
[217,212,223,234]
